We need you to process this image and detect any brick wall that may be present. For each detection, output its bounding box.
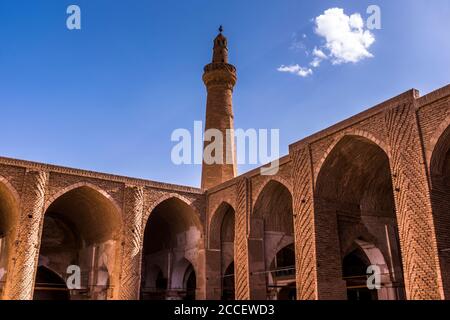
[0,84,449,300]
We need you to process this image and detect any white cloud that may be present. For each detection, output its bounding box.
[314,8,375,64]
[313,47,327,60]
[310,47,328,68]
[310,58,321,68]
[279,7,376,79]
[277,64,313,77]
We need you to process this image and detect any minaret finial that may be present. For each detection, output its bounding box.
[219,25,223,33]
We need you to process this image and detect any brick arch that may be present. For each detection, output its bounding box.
[0,175,21,300]
[0,175,21,230]
[265,237,294,272]
[314,130,390,184]
[313,130,403,299]
[33,265,70,300]
[251,178,294,236]
[252,175,293,209]
[428,116,450,299]
[143,193,204,235]
[429,116,450,174]
[45,182,122,215]
[171,257,197,291]
[35,264,66,283]
[39,182,124,300]
[343,239,395,299]
[140,194,203,300]
[340,225,378,259]
[0,175,21,207]
[43,182,123,245]
[208,201,235,250]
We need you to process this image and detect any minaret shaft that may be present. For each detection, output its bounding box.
[201,30,237,190]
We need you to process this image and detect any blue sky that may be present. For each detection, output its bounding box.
[0,0,449,187]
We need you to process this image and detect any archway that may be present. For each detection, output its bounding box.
[268,244,296,300]
[343,248,376,300]
[0,179,19,298]
[141,197,202,300]
[141,264,167,300]
[184,264,196,300]
[222,262,234,300]
[430,124,450,298]
[33,266,70,300]
[251,180,295,300]
[314,135,405,300]
[35,186,121,300]
[210,202,235,300]
[343,239,397,300]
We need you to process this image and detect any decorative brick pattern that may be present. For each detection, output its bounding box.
[385,102,442,299]
[119,186,144,300]
[291,146,318,300]
[234,178,251,300]
[201,32,237,190]
[4,170,48,300]
[0,83,449,300]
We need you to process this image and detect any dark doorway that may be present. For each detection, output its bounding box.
[184,266,196,300]
[343,249,377,301]
[269,244,296,300]
[222,262,235,300]
[33,266,70,300]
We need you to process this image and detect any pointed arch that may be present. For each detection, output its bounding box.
[171,257,196,290]
[314,130,390,184]
[143,193,203,234]
[0,175,21,299]
[430,120,450,177]
[252,179,294,234]
[45,182,121,215]
[313,133,405,299]
[140,194,203,300]
[252,176,293,208]
[37,183,123,300]
[428,115,450,168]
[0,176,20,207]
[429,120,450,298]
[209,201,235,250]
[315,134,394,209]
[0,175,20,236]
[44,183,122,243]
[249,178,295,299]
[33,265,70,300]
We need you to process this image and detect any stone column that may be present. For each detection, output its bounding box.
[234,178,251,300]
[385,99,443,299]
[4,170,48,300]
[118,185,144,300]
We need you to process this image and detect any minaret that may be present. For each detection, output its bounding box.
[201,26,237,190]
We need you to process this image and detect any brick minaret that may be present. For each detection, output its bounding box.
[201,27,237,190]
